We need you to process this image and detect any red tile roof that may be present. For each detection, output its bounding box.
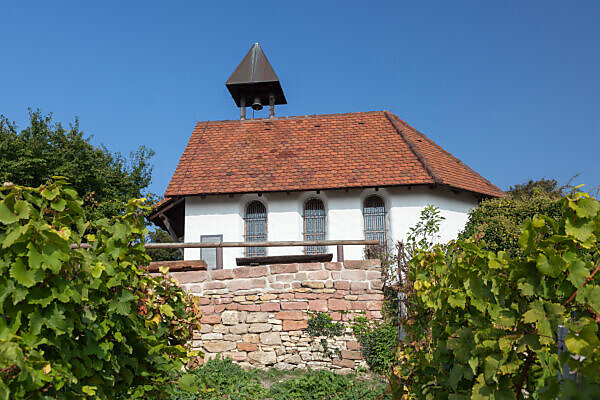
[165,111,503,198]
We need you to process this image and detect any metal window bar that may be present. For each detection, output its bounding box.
[364,196,386,250]
[245,201,267,257]
[303,199,326,255]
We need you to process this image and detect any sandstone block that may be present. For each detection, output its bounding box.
[283,320,308,331]
[306,270,330,280]
[221,311,239,325]
[246,295,259,301]
[238,304,261,312]
[234,266,268,278]
[249,323,272,333]
[280,301,308,310]
[344,295,358,301]
[260,293,277,301]
[237,342,258,352]
[197,297,211,305]
[350,281,369,291]
[270,264,299,274]
[211,269,234,280]
[212,324,229,334]
[298,263,322,271]
[228,279,253,291]
[333,359,356,368]
[260,332,282,345]
[171,271,208,284]
[261,302,280,312]
[242,333,260,343]
[204,281,226,290]
[370,280,383,290]
[340,270,366,281]
[366,301,383,310]
[308,300,328,312]
[201,332,222,340]
[344,259,380,269]
[248,351,276,365]
[328,299,351,311]
[341,350,362,360]
[302,281,325,289]
[275,274,294,282]
[275,362,295,370]
[224,351,248,362]
[233,295,246,302]
[246,312,269,323]
[200,314,221,324]
[275,310,304,320]
[346,341,361,350]
[333,281,350,290]
[203,341,236,353]
[358,294,384,301]
[224,334,242,341]
[324,262,342,271]
[230,323,249,334]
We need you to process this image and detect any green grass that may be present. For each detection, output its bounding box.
[172,357,390,400]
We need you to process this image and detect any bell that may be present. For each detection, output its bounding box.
[251,97,263,111]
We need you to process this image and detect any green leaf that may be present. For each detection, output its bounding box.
[10,259,38,288]
[565,252,589,288]
[569,197,600,218]
[178,374,198,393]
[483,354,501,381]
[14,200,31,221]
[536,253,561,278]
[46,305,68,335]
[565,216,594,242]
[0,202,18,224]
[160,304,174,318]
[448,363,465,389]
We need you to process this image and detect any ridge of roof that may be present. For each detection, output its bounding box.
[193,110,386,125]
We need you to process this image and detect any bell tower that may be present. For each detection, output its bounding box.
[226,43,287,119]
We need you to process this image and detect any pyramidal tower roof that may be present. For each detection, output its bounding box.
[226,43,287,110]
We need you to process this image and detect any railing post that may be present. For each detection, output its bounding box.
[216,247,223,269]
[337,245,344,262]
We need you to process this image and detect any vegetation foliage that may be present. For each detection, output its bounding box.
[0,110,155,221]
[390,192,600,399]
[350,316,397,374]
[0,180,201,399]
[172,357,389,400]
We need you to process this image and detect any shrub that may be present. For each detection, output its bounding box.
[350,316,397,374]
[307,312,346,358]
[390,192,600,399]
[171,357,267,400]
[269,369,387,400]
[0,180,201,399]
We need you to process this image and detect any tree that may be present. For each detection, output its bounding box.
[147,229,182,262]
[459,180,564,255]
[0,109,155,221]
[0,179,201,399]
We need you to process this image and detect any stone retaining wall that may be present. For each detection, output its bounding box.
[172,260,383,372]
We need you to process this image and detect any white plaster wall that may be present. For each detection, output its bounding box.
[184,187,480,268]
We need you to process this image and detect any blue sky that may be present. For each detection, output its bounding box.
[1,1,598,196]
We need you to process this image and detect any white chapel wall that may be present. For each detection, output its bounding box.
[184,186,480,268]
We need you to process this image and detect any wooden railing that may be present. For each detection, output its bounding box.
[75,240,380,269]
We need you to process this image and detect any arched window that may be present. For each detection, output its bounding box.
[364,196,386,245]
[303,198,326,254]
[245,201,266,257]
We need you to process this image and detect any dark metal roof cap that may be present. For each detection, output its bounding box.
[226,43,287,107]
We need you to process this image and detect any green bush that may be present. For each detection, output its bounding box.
[0,180,201,399]
[172,357,267,400]
[390,192,600,399]
[269,369,387,400]
[350,316,397,374]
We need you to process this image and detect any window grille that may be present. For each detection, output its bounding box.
[364,195,386,246]
[245,201,266,257]
[303,198,326,255]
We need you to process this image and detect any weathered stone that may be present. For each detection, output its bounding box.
[230,323,249,334]
[200,324,212,333]
[228,279,253,291]
[275,274,294,282]
[284,354,302,364]
[344,259,380,269]
[246,312,269,323]
[260,293,277,301]
[344,295,358,300]
[282,320,308,331]
[237,342,258,352]
[246,295,259,301]
[298,263,322,271]
[224,351,248,362]
[221,311,239,325]
[200,314,221,324]
[346,341,361,350]
[306,270,330,280]
[280,301,308,310]
[260,302,280,312]
[234,266,268,278]
[204,281,226,290]
[238,304,261,311]
[350,281,369,291]
[308,300,328,312]
[171,271,208,284]
[333,281,350,290]
[325,280,334,288]
[260,332,282,345]
[248,351,277,365]
[224,334,242,341]
[211,269,234,280]
[357,293,384,301]
[203,341,236,353]
[233,295,246,302]
[340,270,366,281]
[270,264,299,274]
[275,310,304,320]
[341,350,362,360]
[333,359,355,368]
[249,323,272,333]
[275,362,295,370]
[370,280,383,290]
[324,262,342,271]
[212,324,229,334]
[242,333,260,343]
[366,301,383,310]
[201,332,223,340]
[328,299,351,311]
[301,281,325,289]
